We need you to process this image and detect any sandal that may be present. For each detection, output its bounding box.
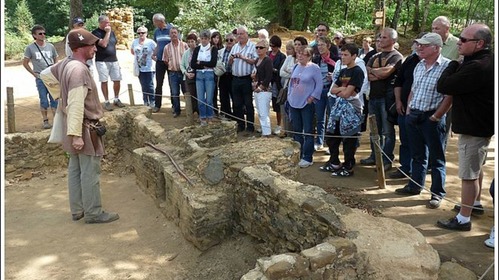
[319,163,341,172]
[331,168,354,177]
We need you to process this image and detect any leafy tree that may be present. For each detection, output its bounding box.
[173,0,269,35]
[12,0,34,35]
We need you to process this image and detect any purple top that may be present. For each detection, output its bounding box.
[287,63,323,109]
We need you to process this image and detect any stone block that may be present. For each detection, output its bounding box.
[438,261,477,280]
[301,242,337,271]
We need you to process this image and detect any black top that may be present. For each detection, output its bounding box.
[268,50,286,89]
[190,46,218,69]
[394,53,420,109]
[92,28,118,62]
[437,49,494,137]
[367,50,403,99]
[255,56,273,89]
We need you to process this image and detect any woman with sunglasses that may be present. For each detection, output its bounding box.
[288,47,323,168]
[131,26,157,107]
[218,33,236,119]
[252,39,274,137]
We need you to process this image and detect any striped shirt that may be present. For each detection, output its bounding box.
[163,40,188,71]
[229,41,257,76]
[409,54,450,111]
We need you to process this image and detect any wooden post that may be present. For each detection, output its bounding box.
[184,90,194,125]
[7,87,16,133]
[368,114,386,189]
[127,84,135,106]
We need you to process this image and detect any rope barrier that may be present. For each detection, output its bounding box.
[372,139,493,213]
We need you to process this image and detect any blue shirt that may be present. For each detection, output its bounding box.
[153,24,172,62]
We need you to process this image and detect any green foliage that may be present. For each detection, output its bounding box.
[174,0,269,36]
[26,0,70,35]
[12,0,34,35]
[4,31,32,60]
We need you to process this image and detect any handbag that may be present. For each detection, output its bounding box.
[214,59,226,76]
[276,85,288,105]
[47,102,63,144]
[133,60,140,77]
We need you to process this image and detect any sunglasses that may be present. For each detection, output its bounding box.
[225,38,234,42]
[138,32,146,34]
[317,29,327,32]
[38,32,46,35]
[459,36,480,43]
[333,37,340,40]
[255,46,266,50]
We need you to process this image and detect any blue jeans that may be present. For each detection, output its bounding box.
[196,70,215,119]
[36,78,57,109]
[397,114,412,174]
[290,103,315,162]
[168,71,184,114]
[314,88,329,146]
[139,71,155,106]
[368,97,395,164]
[406,109,447,198]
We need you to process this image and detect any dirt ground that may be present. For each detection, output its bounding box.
[2,38,496,279]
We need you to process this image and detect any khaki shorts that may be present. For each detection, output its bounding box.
[95,61,122,82]
[458,134,491,180]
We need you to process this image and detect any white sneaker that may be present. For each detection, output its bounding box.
[273,126,281,135]
[484,227,495,248]
[298,159,313,168]
[314,143,323,151]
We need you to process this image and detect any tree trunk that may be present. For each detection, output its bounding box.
[412,0,421,32]
[301,0,315,31]
[277,0,293,28]
[391,0,404,30]
[69,0,83,31]
[421,0,430,32]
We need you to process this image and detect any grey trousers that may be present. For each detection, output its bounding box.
[68,153,103,219]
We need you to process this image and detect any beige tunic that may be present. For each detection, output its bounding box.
[48,58,105,156]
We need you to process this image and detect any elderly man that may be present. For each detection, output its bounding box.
[432,16,460,61]
[92,15,125,111]
[163,26,188,117]
[229,26,258,134]
[394,33,451,209]
[151,13,173,112]
[41,29,119,224]
[436,24,494,231]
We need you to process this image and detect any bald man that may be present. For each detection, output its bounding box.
[436,23,494,231]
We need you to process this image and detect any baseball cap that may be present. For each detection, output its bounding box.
[68,29,99,50]
[414,32,443,47]
[73,17,85,25]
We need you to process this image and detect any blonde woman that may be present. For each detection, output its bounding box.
[252,39,273,136]
[131,26,157,107]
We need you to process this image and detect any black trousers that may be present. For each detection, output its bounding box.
[154,60,168,109]
[231,76,254,131]
[219,73,233,118]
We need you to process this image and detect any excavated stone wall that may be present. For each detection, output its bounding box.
[5,107,463,279]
